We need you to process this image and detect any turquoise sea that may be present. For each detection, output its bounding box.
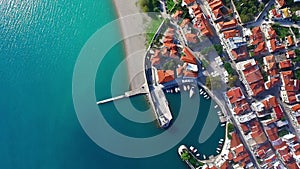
[0,1,224,169]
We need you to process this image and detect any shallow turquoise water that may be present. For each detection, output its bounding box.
[0,0,224,168]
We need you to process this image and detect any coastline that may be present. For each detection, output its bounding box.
[112,0,150,90]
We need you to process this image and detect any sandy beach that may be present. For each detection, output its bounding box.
[112,0,151,90]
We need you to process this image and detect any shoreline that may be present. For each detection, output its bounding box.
[112,0,150,90]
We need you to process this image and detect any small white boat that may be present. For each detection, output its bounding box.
[193,148,197,153]
[187,85,190,90]
[203,155,206,159]
[200,88,203,92]
[190,146,194,151]
[177,87,180,92]
[221,123,225,127]
[214,105,218,108]
[217,148,221,151]
[189,87,195,98]
[171,89,173,93]
[183,85,187,91]
[216,150,220,153]
[200,91,204,95]
[220,139,224,141]
[206,96,210,99]
[175,88,178,93]
[219,141,222,144]
[196,154,200,157]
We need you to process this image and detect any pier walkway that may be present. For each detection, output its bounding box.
[96,84,148,104]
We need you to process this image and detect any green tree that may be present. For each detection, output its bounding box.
[228,123,235,133]
[295,69,300,80]
[224,62,234,75]
[180,150,190,161]
[214,44,223,55]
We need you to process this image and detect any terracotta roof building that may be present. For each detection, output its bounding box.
[217,18,237,31]
[279,60,292,69]
[157,70,175,84]
[251,26,264,45]
[222,29,240,39]
[226,87,251,115]
[236,59,265,97]
[231,46,249,60]
[280,71,300,104]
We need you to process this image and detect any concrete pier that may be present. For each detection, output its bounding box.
[96,85,148,105]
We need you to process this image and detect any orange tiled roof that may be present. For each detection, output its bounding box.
[251,26,264,45]
[287,35,294,46]
[180,19,190,28]
[270,39,285,52]
[276,0,286,8]
[170,49,178,58]
[287,162,299,169]
[173,10,183,19]
[254,41,267,56]
[292,104,300,112]
[223,29,240,39]
[244,68,263,84]
[287,50,295,58]
[279,60,292,69]
[220,161,229,169]
[231,132,241,148]
[157,70,175,84]
[266,127,279,141]
[226,87,244,104]
[181,47,197,64]
[231,46,248,60]
[185,33,198,43]
[249,81,265,96]
[209,0,223,11]
[212,8,223,19]
[218,18,237,30]
[184,70,198,77]
[176,66,184,77]
[183,0,196,5]
[268,27,277,39]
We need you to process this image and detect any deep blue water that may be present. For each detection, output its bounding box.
[0,1,225,168]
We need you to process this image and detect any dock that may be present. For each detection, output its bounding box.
[96,85,148,104]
